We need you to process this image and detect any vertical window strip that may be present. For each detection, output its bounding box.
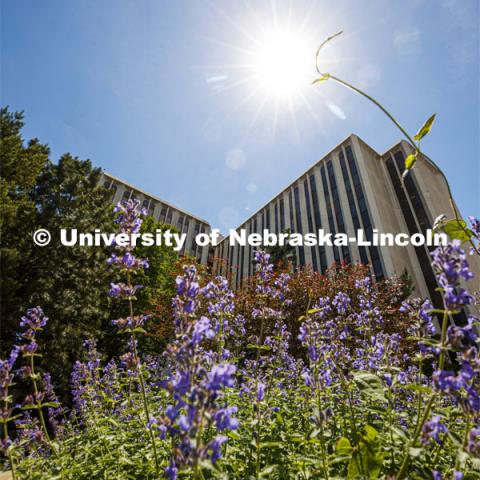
[274,202,279,233]
[327,160,351,264]
[279,197,285,232]
[309,173,327,273]
[339,152,369,265]
[320,165,340,264]
[345,145,384,280]
[294,185,305,266]
[303,178,317,271]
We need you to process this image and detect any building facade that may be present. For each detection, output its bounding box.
[100,135,479,321]
[213,134,479,320]
[101,171,212,265]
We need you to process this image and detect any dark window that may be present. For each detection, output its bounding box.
[122,190,131,202]
[229,245,234,275]
[339,152,369,265]
[191,223,200,255]
[274,202,279,233]
[303,178,317,271]
[386,153,443,310]
[166,210,173,225]
[345,145,384,280]
[294,186,305,266]
[327,160,350,264]
[309,174,327,273]
[103,180,111,189]
[320,165,340,264]
[177,215,184,230]
[236,244,241,286]
[159,206,167,223]
[288,190,297,268]
[289,191,295,232]
[279,197,285,232]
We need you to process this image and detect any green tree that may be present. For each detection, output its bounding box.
[25,154,115,396]
[0,107,50,345]
[265,228,296,269]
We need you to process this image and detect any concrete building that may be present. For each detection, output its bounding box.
[100,135,479,322]
[213,134,479,321]
[101,171,212,265]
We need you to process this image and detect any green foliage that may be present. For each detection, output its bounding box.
[26,154,115,397]
[134,216,179,315]
[0,107,50,344]
[264,229,295,268]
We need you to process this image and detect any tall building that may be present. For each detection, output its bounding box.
[100,135,479,321]
[213,134,479,320]
[101,171,212,264]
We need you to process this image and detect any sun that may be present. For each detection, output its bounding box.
[252,29,312,99]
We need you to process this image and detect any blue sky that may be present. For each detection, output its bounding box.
[2,0,479,230]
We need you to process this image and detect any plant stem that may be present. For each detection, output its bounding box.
[30,354,51,443]
[455,414,470,472]
[315,34,479,256]
[3,421,17,480]
[127,272,160,478]
[396,309,449,478]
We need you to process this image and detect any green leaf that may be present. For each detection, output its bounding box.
[363,425,379,444]
[444,219,473,242]
[312,74,330,84]
[336,437,353,455]
[404,153,417,171]
[414,113,436,141]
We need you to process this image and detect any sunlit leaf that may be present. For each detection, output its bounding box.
[444,219,473,242]
[404,153,417,171]
[336,437,353,455]
[414,113,436,141]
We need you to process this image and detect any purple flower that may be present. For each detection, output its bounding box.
[467,427,480,456]
[207,364,236,391]
[431,241,474,310]
[165,460,178,480]
[420,416,447,446]
[256,382,265,402]
[214,406,239,431]
[209,435,228,464]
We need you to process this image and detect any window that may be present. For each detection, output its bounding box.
[327,160,350,264]
[159,206,167,223]
[309,173,327,273]
[288,190,295,232]
[148,202,155,217]
[279,197,285,232]
[177,215,185,230]
[345,145,384,280]
[121,190,131,202]
[294,185,305,266]
[303,178,317,271]
[274,202,279,233]
[339,152,368,265]
[320,165,340,264]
